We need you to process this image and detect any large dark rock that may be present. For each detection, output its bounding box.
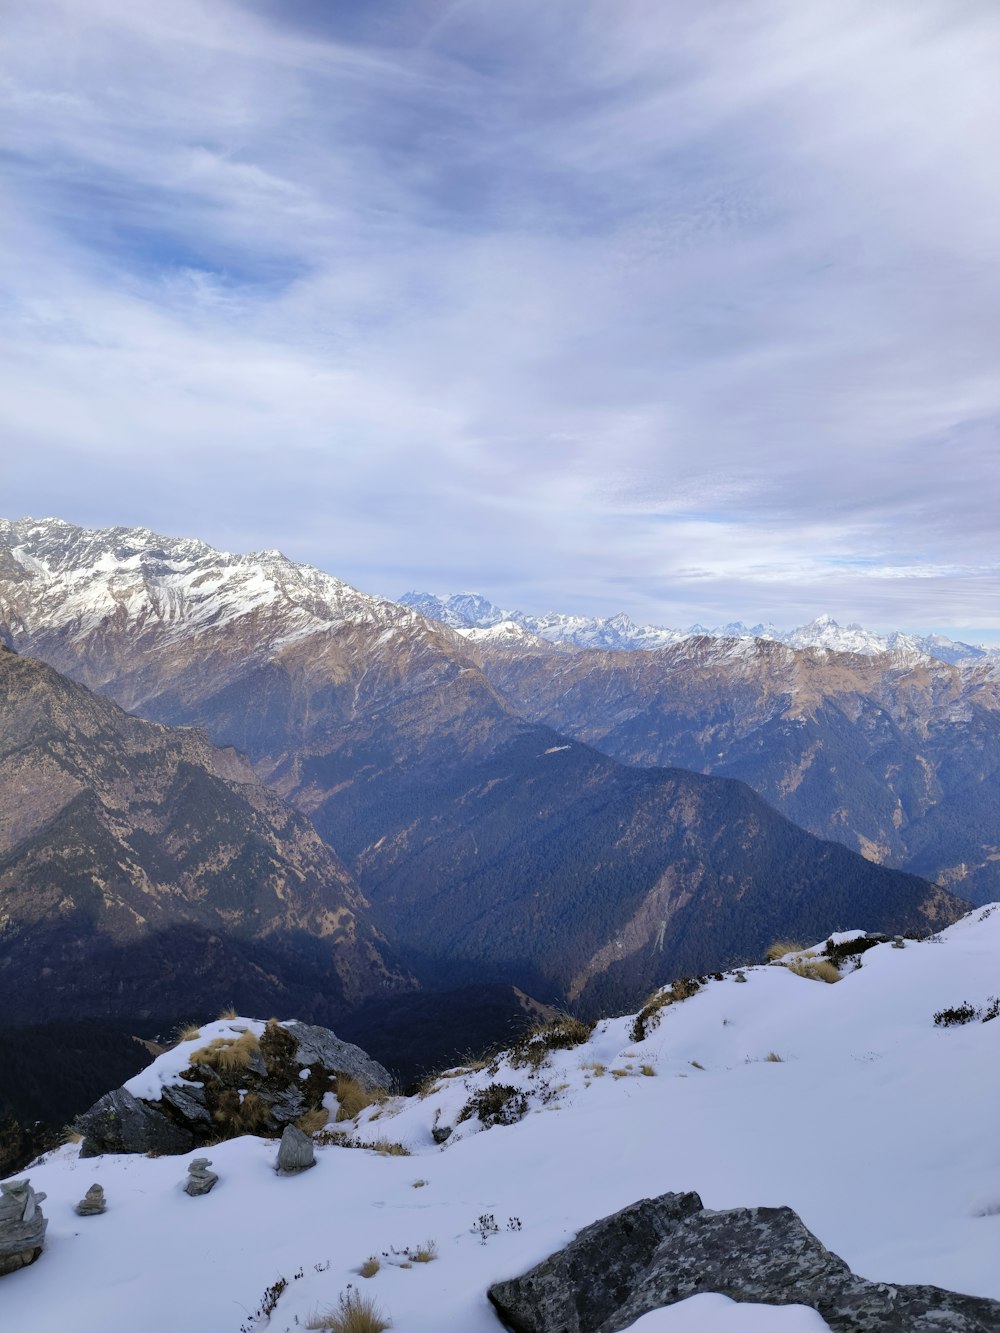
[74,1019,391,1156]
[487,1192,1000,1332]
[77,1088,194,1157]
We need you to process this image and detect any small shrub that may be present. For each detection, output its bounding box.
[306,1287,391,1332]
[508,1014,595,1070]
[630,976,702,1042]
[934,1002,980,1027]
[689,1060,704,1070]
[411,1179,428,1188]
[823,934,888,968]
[473,1213,500,1243]
[359,1257,380,1279]
[457,1083,528,1128]
[983,996,999,1023]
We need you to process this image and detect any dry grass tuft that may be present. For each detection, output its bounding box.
[689,1060,705,1070]
[63,1126,82,1144]
[359,1256,381,1279]
[766,940,806,962]
[306,1288,392,1332]
[785,958,841,984]
[175,1023,202,1044]
[765,1051,784,1062]
[296,1107,331,1136]
[408,1240,437,1264]
[335,1075,388,1122]
[233,1091,272,1135]
[217,1006,239,1020]
[189,1028,260,1072]
[640,1064,657,1077]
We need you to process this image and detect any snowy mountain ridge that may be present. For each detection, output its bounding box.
[4,905,999,1331]
[400,592,998,664]
[0,516,430,653]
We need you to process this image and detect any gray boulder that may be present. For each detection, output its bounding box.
[0,1179,47,1277]
[77,1087,194,1157]
[276,1124,315,1174]
[183,1158,219,1197]
[488,1191,1000,1332]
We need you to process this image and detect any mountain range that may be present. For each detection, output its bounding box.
[400,590,999,664]
[0,517,959,1030]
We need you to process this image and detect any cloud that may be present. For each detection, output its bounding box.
[1,0,999,634]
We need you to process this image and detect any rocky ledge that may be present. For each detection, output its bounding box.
[74,1019,390,1156]
[488,1191,1000,1332]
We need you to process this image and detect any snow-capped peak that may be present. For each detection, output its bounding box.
[0,517,429,652]
[401,590,998,666]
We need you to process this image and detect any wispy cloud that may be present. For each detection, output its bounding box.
[2,0,999,633]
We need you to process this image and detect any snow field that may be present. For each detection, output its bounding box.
[1,907,998,1332]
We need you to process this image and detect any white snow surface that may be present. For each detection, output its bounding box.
[3,907,1000,1332]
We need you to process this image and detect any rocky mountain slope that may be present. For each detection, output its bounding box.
[0,644,410,1027]
[467,635,1000,904]
[4,905,999,1331]
[0,520,962,1015]
[401,591,998,663]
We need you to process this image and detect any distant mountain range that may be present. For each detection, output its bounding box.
[400,591,999,665]
[0,517,959,1025]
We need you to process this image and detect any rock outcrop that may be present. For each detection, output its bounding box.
[0,1179,47,1277]
[75,1019,390,1156]
[487,1191,1000,1332]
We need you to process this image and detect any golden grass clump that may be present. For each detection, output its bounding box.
[335,1075,387,1122]
[217,1006,239,1020]
[372,1138,409,1156]
[765,1051,784,1062]
[233,1091,272,1135]
[785,958,841,984]
[296,1107,331,1136]
[766,940,807,962]
[640,1064,657,1077]
[408,1241,437,1264]
[580,1061,606,1078]
[175,1024,202,1044]
[306,1289,392,1332]
[190,1028,261,1072]
[359,1257,381,1279]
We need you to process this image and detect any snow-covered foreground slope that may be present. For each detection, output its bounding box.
[3,909,999,1332]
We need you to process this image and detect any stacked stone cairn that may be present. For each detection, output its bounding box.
[0,1179,47,1276]
[183,1158,219,1196]
[74,1184,107,1216]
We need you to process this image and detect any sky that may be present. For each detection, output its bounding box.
[2,0,999,639]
